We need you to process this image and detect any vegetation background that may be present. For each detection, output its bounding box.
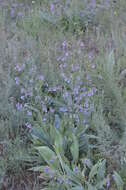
[0,0,126,189]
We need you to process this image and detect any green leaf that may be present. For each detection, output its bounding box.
[36,146,59,169]
[113,171,124,190]
[54,128,64,154]
[31,127,52,148]
[64,164,81,185]
[87,183,96,190]
[89,162,99,180]
[70,134,79,162]
[97,159,106,180]
[82,158,92,169]
[54,145,65,172]
[29,166,45,172]
[95,179,107,189]
[54,114,61,129]
[40,11,58,25]
[89,160,105,181]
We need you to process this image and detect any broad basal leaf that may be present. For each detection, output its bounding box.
[70,134,79,162]
[113,171,124,190]
[36,146,59,169]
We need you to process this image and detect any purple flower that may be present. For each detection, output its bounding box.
[16,103,23,111]
[15,64,25,73]
[90,0,96,8]
[71,64,80,72]
[42,105,47,113]
[44,166,50,174]
[87,90,94,97]
[57,177,63,184]
[59,63,67,70]
[62,41,67,49]
[80,42,84,47]
[86,74,91,81]
[73,166,79,174]
[84,100,89,108]
[91,64,96,69]
[50,108,55,113]
[10,8,15,18]
[15,65,21,72]
[79,93,86,101]
[83,159,92,168]
[106,177,110,189]
[61,56,66,62]
[65,179,72,185]
[63,92,69,99]
[15,77,19,85]
[59,107,68,113]
[25,123,32,130]
[27,111,32,116]
[73,87,79,96]
[17,12,24,18]
[92,87,97,93]
[48,86,59,93]
[19,3,24,7]
[79,106,84,113]
[81,87,87,93]
[26,91,33,97]
[49,159,54,164]
[22,63,25,69]
[87,87,97,97]
[21,88,25,94]
[42,117,47,123]
[83,120,86,124]
[38,75,44,81]
[84,109,90,116]
[29,66,36,75]
[65,52,69,57]
[88,51,94,60]
[21,95,25,100]
[50,3,55,13]
[12,3,18,8]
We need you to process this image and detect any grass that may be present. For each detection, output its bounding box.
[1,0,126,189]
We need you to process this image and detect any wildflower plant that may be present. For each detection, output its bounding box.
[0,0,126,189]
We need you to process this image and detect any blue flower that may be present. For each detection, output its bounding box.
[38,75,44,81]
[25,123,32,130]
[15,77,19,85]
[44,166,50,174]
[90,0,96,8]
[27,111,32,116]
[10,8,15,19]
[59,107,68,113]
[106,177,110,189]
[73,166,79,174]
[57,177,63,184]
[49,159,54,164]
[50,3,55,13]
[21,95,25,100]
[16,103,23,111]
